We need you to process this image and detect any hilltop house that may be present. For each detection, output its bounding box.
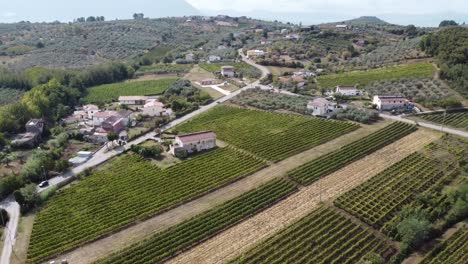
[185,53,195,62]
[118,96,148,106]
[11,119,45,147]
[335,86,362,96]
[221,66,235,78]
[142,100,173,117]
[307,98,342,116]
[373,96,412,111]
[246,50,266,58]
[170,131,217,157]
[335,24,348,30]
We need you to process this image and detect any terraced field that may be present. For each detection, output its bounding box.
[176,105,359,161]
[288,122,417,185]
[317,62,434,88]
[412,110,468,130]
[94,179,297,264]
[229,206,395,264]
[27,147,266,263]
[84,79,177,104]
[420,227,468,264]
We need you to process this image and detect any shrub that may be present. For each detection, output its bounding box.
[0,175,24,200]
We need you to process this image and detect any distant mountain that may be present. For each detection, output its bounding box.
[1,0,200,23]
[343,16,390,25]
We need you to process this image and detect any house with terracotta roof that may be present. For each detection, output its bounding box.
[372,95,412,111]
[170,131,217,157]
[142,100,173,117]
[335,86,362,96]
[92,111,118,126]
[307,98,341,116]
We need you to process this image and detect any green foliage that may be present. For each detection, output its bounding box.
[95,179,297,264]
[20,150,53,183]
[162,79,212,116]
[318,62,435,88]
[199,63,261,79]
[229,206,394,264]
[397,215,431,251]
[177,105,359,161]
[0,175,24,200]
[14,183,39,214]
[135,64,193,75]
[439,20,458,27]
[0,208,9,226]
[130,144,163,159]
[0,88,25,106]
[27,147,266,263]
[84,79,176,104]
[331,107,380,124]
[415,109,468,130]
[420,227,467,264]
[289,122,417,185]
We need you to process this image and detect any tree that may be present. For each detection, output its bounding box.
[107,131,118,142]
[397,215,431,251]
[439,20,458,27]
[133,13,144,20]
[14,184,39,214]
[405,25,418,37]
[86,16,96,22]
[36,42,45,48]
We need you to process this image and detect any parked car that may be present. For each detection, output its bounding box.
[39,181,49,188]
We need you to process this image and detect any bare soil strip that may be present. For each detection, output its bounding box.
[167,129,441,264]
[43,122,390,264]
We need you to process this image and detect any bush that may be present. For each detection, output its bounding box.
[397,215,431,251]
[130,144,163,159]
[14,183,39,214]
[0,175,24,200]
[0,208,9,226]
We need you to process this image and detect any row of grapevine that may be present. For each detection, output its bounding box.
[176,105,359,161]
[229,206,394,264]
[420,227,468,264]
[94,178,297,264]
[288,122,417,185]
[334,152,453,229]
[27,147,266,263]
[414,110,468,130]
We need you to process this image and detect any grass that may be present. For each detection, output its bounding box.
[135,64,193,75]
[0,88,24,105]
[317,62,435,88]
[84,79,177,104]
[199,62,252,72]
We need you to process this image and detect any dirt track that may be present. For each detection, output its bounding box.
[167,129,441,264]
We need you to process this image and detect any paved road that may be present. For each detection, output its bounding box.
[0,197,19,264]
[381,114,468,138]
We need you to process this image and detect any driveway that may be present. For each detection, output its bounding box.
[0,197,20,264]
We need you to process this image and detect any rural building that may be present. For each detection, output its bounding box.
[335,24,348,30]
[185,53,195,62]
[118,96,148,106]
[170,131,217,157]
[208,55,222,62]
[142,100,173,117]
[373,96,412,111]
[335,86,362,96]
[246,50,266,58]
[307,98,341,116]
[285,34,300,40]
[83,104,99,119]
[101,116,125,134]
[200,78,218,86]
[93,111,118,126]
[221,66,235,78]
[117,110,134,127]
[11,119,45,147]
[293,70,315,77]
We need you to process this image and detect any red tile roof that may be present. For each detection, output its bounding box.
[177,131,216,144]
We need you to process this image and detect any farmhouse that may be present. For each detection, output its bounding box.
[373,95,412,111]
[185,53,195,62]
[170,131,217,157]
[11,119,45,147]
[208,55,222,62]
[221,66,235,78]
[307,98,341,116]
[293,70,315,77]
[335,86,362,96]
[246,50,266,58]
[118,96,148,106]
[142,100,173,117]
[285,34,300,40]
[335,24,348,30]
[92,111,118,126]
[101,116,125,134]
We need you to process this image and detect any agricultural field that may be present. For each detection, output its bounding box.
[0,88,24,105]
[317,62,434,88]
[365,78,460,108]
[94,178,297,264]
[288,122,417,185]
[135,64,193,75]
[230,206,395,264]
[334,152,449,229]
[420,227,468,264]
[410,109,468,130]
[84,79,177,104]
[27,147,266,263]
[176,105,359,161]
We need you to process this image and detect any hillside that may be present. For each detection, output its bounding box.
[345,16,391,25]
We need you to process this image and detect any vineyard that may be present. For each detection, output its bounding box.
[176,105,359,161]
[84,78,177,104]
[229,206,394,264]
[420,227,468,264]
[288,122,417,185]
[135,64,193,75]
[334,152,451,229]
[94,178,297,264]
[412,110,468,130]
[317,62,434,88]
[27,147,266,263]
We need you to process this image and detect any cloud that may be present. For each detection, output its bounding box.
[186,0,468,15]
[2,12,17,18]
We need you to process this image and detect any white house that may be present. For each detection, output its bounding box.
[118,96,148,106]
[185,53,195,62]
[142,100,173,117]
[336,24,348,30]
[335,86,362,96]
[293,70,315,77]
[246,50,266,58]
[221,66,235,78]
[285,34,300,40]
[208,55,222,62]
[170,131,217,157]
[307,98,341,116]
[83,104,99,119]
[373,96,411,111]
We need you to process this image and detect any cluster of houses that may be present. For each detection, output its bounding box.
[278,70,316,88]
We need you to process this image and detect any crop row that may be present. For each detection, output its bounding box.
[420,227,467,264]
[27,147,266,263]
[84,78,177,104]
[288,122,417,185]
[229,206,394,264]
[177,105,359,161]
[334,152,449,229]
[415,110,468,130]
[317,62,434,88]
[94,178,297,264]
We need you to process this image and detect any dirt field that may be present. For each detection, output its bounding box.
[11,214,35,264]
[167,129,441,264]
[42,121,390,263]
